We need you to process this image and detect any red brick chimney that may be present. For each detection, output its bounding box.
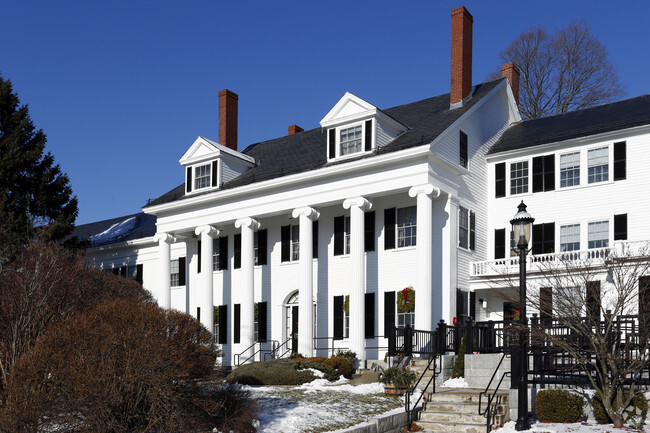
[218,89,238,151]
[501,62,520,106]
[450,6,473,107]
[288,125,304,135]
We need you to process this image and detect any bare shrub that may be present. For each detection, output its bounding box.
[0,299,255,433]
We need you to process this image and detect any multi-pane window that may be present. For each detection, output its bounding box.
[560,224,580,251]
[588,147,609,183]
[397,309,415,328]
[588,221,609,249]
[510,161,528,195]
[397,206,417,248]
[459,207,469,248]
[459,131,468,169]
[290,225,300,261]
[194,164,211,190]
[170,259,180,286]
[340,125,362,156]
[344,217,351,254]
[560,152,580,187]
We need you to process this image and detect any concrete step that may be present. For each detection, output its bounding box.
[423,400,507,415]
[414,419,489,433]
[419,408,507,425]
[425,388,508,404]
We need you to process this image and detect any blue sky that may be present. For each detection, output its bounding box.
[2,0,649,225]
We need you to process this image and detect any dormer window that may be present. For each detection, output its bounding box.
[327,119,374,161]
[194,164,212,190]
[340,125,363,155]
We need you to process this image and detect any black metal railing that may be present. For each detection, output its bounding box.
[405,355,441,426]
[478,352,511,433]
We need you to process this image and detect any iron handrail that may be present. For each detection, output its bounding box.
[405,355,441,426]
[478,352,511,433]
[271,337,293,360]
[234,341,258,367]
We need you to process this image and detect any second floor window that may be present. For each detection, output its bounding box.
[510,161,528,195]
[560,152,580,187]
[588,147,609,183]
[560,224,580,251]
[588,221,609,249]
[397,207,417,248]
[170,259,180,286]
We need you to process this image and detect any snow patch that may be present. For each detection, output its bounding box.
[442,377,469,388]
[91,217,137,243]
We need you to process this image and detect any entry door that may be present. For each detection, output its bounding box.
[291,306,299,354]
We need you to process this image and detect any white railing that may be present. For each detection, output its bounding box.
[471,240,650,277]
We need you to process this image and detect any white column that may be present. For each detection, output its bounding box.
[343,196,372,364]
[234,217,260,358]
[441,195,458,324]
[409,184,440,331]
[195,225,219,333]
[153,232,176,309]
[292,206,320,357]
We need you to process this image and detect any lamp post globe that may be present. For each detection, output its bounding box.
[510,201,534,431]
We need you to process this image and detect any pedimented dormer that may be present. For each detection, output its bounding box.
[320,92,407,162]
[179,136,255,194]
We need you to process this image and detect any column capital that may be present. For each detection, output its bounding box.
[234,217,260,230]
[409,184,441,198]
[153,232,176,244]
[342,196,372,212]
[194,225,220,238]
[292,206,320,221]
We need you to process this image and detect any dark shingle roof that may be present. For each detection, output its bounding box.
[145,79,503,207]
[488,94,650,155]
[68,213,157,247]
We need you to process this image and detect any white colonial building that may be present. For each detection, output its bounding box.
[71,7,650,367]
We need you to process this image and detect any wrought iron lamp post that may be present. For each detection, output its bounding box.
[510,201,534,431]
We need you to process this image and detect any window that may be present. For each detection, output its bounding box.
[212,236,228,271]
[344,217,351,254]
[588,221,609,249]
[560,224,580,252]
[234,230,267,268]
[560,152,580,188]
[588,147,609,183]
[510,161,529,195]
[458,207,475,250]
[170,257,185,286]
[291,225,299,260]
[459,131,468,169]
[532,223,555,255]
[614,214,627,241]
[194,164,211,190]
[397,308,415,328]
[340,125,362,156]
[614,141,626,181]
[532,155,555,192]
[397,207,417,248]
[334,213,374,255]
[495,162,506,198]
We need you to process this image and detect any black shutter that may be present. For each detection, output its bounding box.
[384,291,395,337]
[365,292,375,339]
[197,307,200,322]
[186,167,192,193]
[135,264,143,284]
[540,287,553,321]
[328,128,336,159]
[459,131,468,168]
[234,234,241,269]
[112,268,120,276]
[333,296,344,340]
[532,156,544,193]
[544,155,555,191]
[211,161,218,187]
[333,216,344,256]
[281,225,291,262]
[614,141,626,181]
[257,229,268,265]
[495,163,505,198]
[494,228,506,259]
[197,240,201,273]
[614,214,628,240]
[218,236,228,270]
[312,220,319,259]
[469,210,476,251]
[364,119,372,152]
[384,208,396,250]
[234,304,240,344]
[586,281,601,322]
[364,211,375,252]
[218,305,227,344]
[469,291,476,319]
[178,257,186,286]
[257,302,267,342]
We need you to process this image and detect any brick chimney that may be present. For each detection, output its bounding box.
[501,62,520,106]
[450,6,473,107]
[288,125,304,135]
[218,89,238,151]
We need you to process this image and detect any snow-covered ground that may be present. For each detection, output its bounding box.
[247,374,650,432]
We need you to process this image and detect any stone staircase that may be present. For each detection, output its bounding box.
[407,359,509,433]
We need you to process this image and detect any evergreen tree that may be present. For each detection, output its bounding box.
[0,75,77,261]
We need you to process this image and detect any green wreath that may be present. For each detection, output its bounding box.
[397,286,415,313]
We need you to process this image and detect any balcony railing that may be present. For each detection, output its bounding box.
[471,240,650,278]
